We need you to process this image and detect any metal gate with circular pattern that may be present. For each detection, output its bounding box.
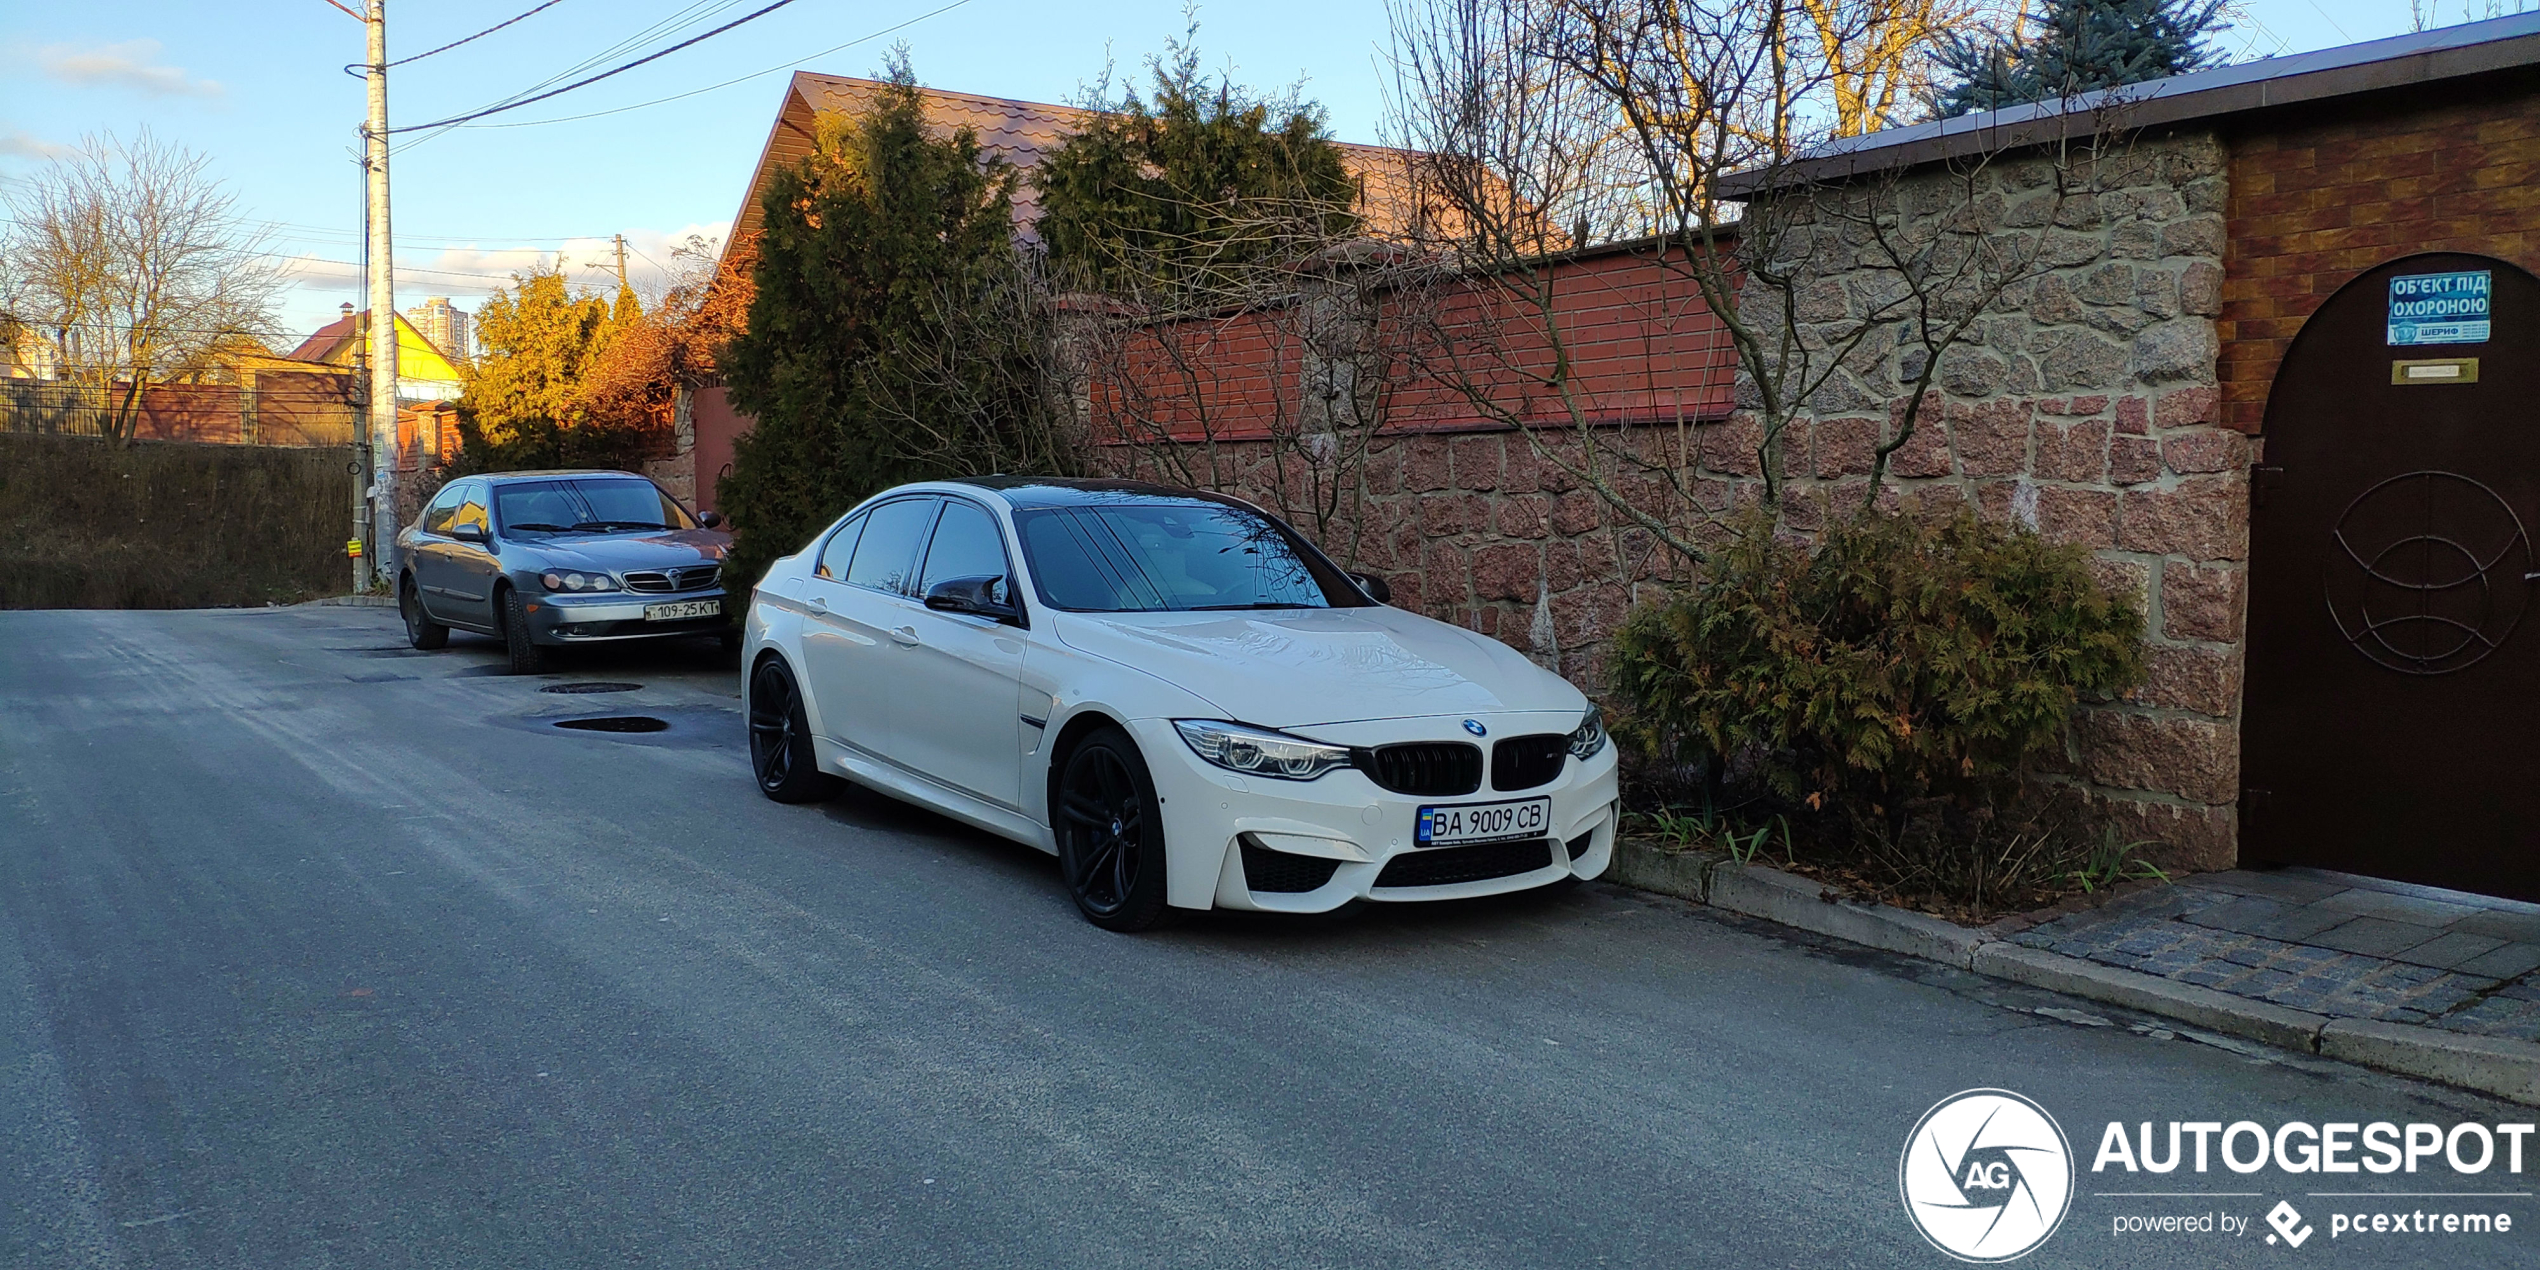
[2242,252,2540,902]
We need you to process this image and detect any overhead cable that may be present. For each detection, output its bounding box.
[344,0,575,77]
[385,0,804,134]
[453,0,980,131]
[389,0,572,67]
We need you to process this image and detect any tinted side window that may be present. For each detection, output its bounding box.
[844,499,937,595]
[452,484,491,536]
[816,515,865,579]
[918,501,1012,603]
[421,484,465,534]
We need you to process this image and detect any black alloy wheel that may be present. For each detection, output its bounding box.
[748,658,839,803]
[400,575,448,650]
[1056,728,1175,932]
[500,587,548,675]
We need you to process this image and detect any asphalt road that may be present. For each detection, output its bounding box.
[1,606,2531,1269]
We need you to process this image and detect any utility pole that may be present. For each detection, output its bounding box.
[362,0,400,590]
[614,233,630,294]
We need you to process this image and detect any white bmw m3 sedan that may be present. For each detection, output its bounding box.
[742,477,1620,931]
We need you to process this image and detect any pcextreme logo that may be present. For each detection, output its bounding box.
[2266,1201,2314,1248]
[1900,1089,2076,1263]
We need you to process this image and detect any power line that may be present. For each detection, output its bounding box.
[387,0,572,69]
[386,0,804,134]
[389,0,760,152]
[451,0,980,131]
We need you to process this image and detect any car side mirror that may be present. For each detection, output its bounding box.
[699,511,724,529]
[452,523,488,544]
[924,575,1024,626]
[1349,571,1393,604]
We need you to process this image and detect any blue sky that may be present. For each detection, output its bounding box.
[0,0,2458,343]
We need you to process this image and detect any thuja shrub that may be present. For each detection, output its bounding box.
[1610,507,2145,838]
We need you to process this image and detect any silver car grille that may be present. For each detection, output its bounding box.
[622,566,721,594]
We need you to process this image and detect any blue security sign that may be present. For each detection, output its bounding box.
[2388,270,2491,346]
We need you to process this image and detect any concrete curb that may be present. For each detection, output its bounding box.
[2321,1019,2540,1106]
[299,595,397,608]
[1970,943,2329,1055]
[1712,862,1991,969]
[1607,838,2540,1106]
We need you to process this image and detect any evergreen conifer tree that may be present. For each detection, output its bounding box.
[1930,0,2231,118]
[718,58,1051,590]
[1034,33,1357,293]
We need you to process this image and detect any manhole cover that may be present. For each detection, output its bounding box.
[553,716,670,733]
[541,682,642,694]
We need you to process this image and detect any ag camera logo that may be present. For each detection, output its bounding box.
[1900,1089,2075,1262]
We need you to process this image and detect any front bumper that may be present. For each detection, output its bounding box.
[522,588,733,645]
[1126,714,1622,914]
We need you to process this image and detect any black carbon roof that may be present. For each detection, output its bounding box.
[947,475,1250,509]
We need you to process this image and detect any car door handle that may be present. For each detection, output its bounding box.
[807,595,827,612]
[890,626,921,646]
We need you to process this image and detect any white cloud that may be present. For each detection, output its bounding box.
[39,40,222,98]
[0,127,65,160]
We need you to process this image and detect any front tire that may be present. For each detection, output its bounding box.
[748,657,840,803]
[500,587,548,675]
[1055,728,1176,932]
[400,575,447,650]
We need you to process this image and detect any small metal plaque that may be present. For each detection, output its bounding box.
[2391,357,2480,385]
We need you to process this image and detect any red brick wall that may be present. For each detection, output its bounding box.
[688,384,746,513]
[1089,244,1737,689]
[1092,244,1738,444]
[132,384,245,444]
[2221,76,2540,431]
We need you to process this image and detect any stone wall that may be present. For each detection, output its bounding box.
[1105,424,1687,689]
[1111,132,2248,869]
[1728,130,2243,869]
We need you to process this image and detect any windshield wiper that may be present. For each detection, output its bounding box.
[570,520,669,531]
[505,522,570,532]
[1185,602,1320,610]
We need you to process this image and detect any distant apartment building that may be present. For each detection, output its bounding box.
[404,296,472,362]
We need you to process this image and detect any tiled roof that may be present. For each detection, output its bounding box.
[289,314,360,364]
[728,73,1426,246]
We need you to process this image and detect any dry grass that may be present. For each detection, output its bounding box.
[1624,766,2170,926]
[0,433,357,609]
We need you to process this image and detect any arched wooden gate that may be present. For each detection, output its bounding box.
[2242,252,2540,902]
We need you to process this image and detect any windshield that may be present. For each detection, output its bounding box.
[495,479,695,535]
[1013,501,1362,613]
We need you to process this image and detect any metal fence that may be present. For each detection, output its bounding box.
[0,378,361,447]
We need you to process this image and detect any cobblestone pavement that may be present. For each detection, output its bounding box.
[2007,867,2540,1040]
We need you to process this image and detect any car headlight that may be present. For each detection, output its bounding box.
[1567,705,1608,760]
[1173,720,1353,781]
[540,570,619,593]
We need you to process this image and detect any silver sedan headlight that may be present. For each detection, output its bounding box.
[1173,720,1353,781]
[541,569,619,593]
[1568,705,1608,760]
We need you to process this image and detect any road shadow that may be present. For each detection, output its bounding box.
[789,776,1599,949]
[433,630,740,685]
